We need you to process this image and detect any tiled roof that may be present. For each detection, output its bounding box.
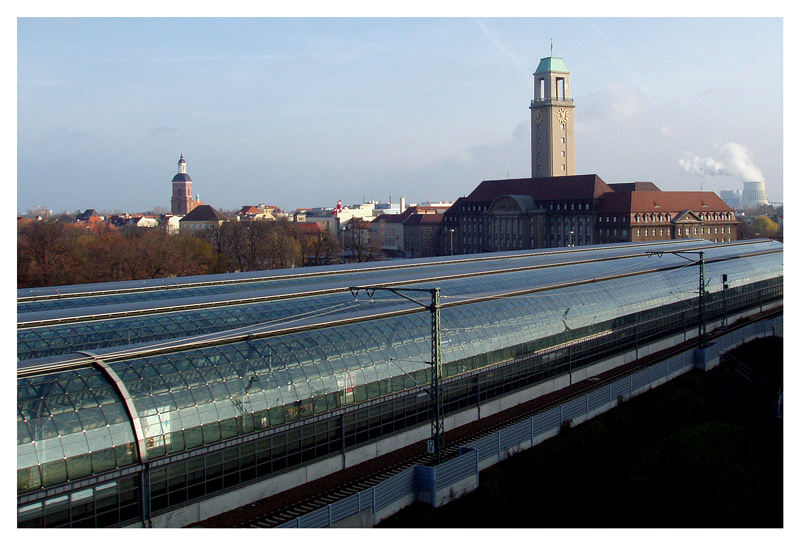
[292,223,323,234]
[75,209,99,221]
[465,175,613,202]
[608,182,661,192]
[403,213,444,225]
[180,205,227,222]
[598,191,733,214]
[372,206,437,224]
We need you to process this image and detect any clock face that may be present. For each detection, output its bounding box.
[557,108,569,124]
[533,110,543,124]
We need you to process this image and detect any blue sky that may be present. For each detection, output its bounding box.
[16,16,784,214]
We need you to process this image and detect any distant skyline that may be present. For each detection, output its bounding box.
[17,17,783,214]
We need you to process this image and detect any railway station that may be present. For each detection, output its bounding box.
[17,239,783,527]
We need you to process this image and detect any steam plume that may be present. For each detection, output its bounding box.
[678,142,763,181]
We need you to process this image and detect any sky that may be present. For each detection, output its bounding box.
[16,15,784,215]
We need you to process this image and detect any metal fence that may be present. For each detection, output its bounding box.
[277,315,781,528]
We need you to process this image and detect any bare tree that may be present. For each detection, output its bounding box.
[343,218,383,263]
[17,221,77,287]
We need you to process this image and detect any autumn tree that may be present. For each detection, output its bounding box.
[18,220,80,287]
[752,216,779,236]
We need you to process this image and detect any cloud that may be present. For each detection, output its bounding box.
[578,83,649,136]
[678,142,764,181]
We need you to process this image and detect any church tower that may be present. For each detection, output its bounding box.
[530,56,575,178]
[171,153,195,215]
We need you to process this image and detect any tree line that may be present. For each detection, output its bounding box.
[17,218,382,289]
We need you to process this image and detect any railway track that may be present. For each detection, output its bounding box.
[210,308,781,528]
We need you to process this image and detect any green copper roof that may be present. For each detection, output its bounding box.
[535,56,569,74]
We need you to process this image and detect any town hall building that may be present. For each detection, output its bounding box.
[442,55,737,254]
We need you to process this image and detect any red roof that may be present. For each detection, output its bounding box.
[466,174,613,202]
[292,222,323,234]
[598,191,733,214]
[403,213,444,225]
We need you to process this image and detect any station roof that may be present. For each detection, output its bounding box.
[17,239,783,494]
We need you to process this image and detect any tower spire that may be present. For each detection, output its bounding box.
[550,39,553,56]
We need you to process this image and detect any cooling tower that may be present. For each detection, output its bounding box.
[741,181,768,209]
[720,189,742,209]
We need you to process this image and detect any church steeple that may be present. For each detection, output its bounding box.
[530,56,575,178]
[171,153,195,216]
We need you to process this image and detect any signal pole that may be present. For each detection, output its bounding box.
[349,285,444,464]
[647,250,707,348]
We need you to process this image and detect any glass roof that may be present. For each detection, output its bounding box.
[18,240,778,362]
[17,240,783,494]
[17,239,731,316]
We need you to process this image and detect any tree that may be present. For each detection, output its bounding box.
[17,221,78,287]
[218,221,250,272]
[301,228,341,266]
[343,218,383,263]
[752,216,779,236]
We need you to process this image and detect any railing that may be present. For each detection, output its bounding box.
[277,315,781,528]
[531,97,574,103]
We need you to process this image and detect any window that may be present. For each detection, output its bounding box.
[561,165,566,171]
[561,151,566,157]
[561,137,565,143]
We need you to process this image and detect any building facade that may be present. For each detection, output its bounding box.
[444,176,738,253]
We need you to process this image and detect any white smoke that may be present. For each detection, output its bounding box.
[678,142,764,181]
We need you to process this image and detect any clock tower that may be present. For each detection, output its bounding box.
[530,56,575,178]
